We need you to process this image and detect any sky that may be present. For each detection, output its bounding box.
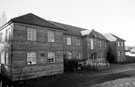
[0,0,135,46]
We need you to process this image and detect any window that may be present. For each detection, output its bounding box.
[87,38,90,46]
[0,33,2,42]
[67,51,72,59]
[77,52,81,59]
[1,52,5,64]
[48,52,55,63]
[121,42,123,47]
[48,30,54,42]
[90,39,94,49]
[5,53,8,65]
[117,41,120,46]
[27,28,36,41]
[99,41,102,47]
[27,52,36,65]
[118,51,120,56]
[5,28,10,42]
[76,38,80,45]
[105,42,106,47]
[67,37,71,45]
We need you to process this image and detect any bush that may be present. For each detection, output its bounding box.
[64,59,79,72]
[125,56,135,63]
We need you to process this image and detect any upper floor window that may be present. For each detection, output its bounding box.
[1,52,5,64]
[27,52,36,65]
[48,30,54,42]
[5,28,11,42]
[48,52,55,63]
[121,42,123,47]
[76,38,80,45]
[117,41,120,47]
[67,37,71,45]
[67,51,72,59]
[0,33,2,42]
[27,28,36,41]
[99,41,102,47]
[105,42,106,47]
[90,39,94,49]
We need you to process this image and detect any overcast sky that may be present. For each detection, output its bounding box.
[0,0,135,46]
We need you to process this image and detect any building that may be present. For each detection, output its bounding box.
[104,33,126,63]
[0,13,125,81]
[0,13,65,81]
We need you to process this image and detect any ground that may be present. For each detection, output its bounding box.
[1,63,135,87]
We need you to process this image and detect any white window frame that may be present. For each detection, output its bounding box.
[48,52,55,63]
[105,42,106,47]
[90,39,94,49]
[121,42,123,47]
[6,28,10,42]
[48,30,55,42]
[67,51,72,59]
[117,41,120,47]
[0,33,2,42]
[27,52,36,65]
[76,38,80,45]
[77,52,81,59]
[99,41,102,47]
[1,52,5,64]
[67,37,71,45]
[27,28,36,41]
[5,52,8,65]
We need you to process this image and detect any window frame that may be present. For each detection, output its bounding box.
[48,30,55,42]
[90,39,94,49]
[67,37,72,45]
[76,38,80,45]
[47,52,55,63]
[27,52,37,65]
[117,41,120,47]
[5,52,8,65]
[27,28,37,41]
[0,33,2,42]
[67,51,72,59]
[77,52,81,59]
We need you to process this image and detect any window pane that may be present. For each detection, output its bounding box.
[48,52,55,63]
[67,37,71,45]
[48,31,54,42]
[27,28,36,41]
[6,28,10,42]
[76,38,80,45]
[1,52,5,64]
[0,33,2,42]
[117,41,120,46]
[27,52,36,65]
[5,53,8,65]
[90,39,94,49]
[67,52,72,59]
[77,52,81,59]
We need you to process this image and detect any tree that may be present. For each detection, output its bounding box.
[0,11,7,27]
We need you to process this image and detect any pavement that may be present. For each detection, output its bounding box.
[1,63,135,87]
[40,63,135,87]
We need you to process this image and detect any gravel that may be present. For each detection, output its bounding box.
[92,76,135,87]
